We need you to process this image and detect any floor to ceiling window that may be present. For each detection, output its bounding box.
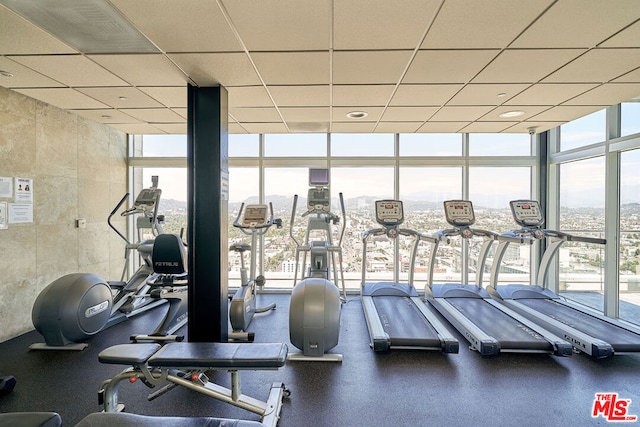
[619,148,640,323]
[129,131,535,293]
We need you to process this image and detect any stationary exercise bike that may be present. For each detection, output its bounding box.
[288,168,346,361]
[31,177,167,350]
[229,203,280,341]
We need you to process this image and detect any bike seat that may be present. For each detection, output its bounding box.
[230,243,251,253]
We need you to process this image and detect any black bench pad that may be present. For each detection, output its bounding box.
[148,342,288,369]
[98,343,161,365]
[75,412,264,427]
[0,412,62,427]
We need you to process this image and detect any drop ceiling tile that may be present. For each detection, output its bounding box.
[529,105,608,122]
[600,20,640,47]
[229,107,282,122]
[332,85,395,107]
[224,0,330,51]
[138,87,187,108]
[333,0,441,50]
[562,83,640,106]
[14,88,109,109]
[241,122,288,133]
[251,52,329,85]
[472,49,585,83]
[391,84,463,106]
[403,50,500,84]
[504,83,598,106]
[168,52,261,86]
[459,121,519,133]
[422,0,554,48]
[120,108,185,123]
[381,106,438,122]
[287,122,329,133]
[228,86,273,108]
[172,108,187,119]
[109,0,241,52]
[69,109,141,124]
[110,123,167,134]
[76,87,164,108]
[331,122,377,133]
[279,107,329,122]
[613,67,640,83]
[0,57,64,88]
[269,86,329,107]
[8,55,129,87]
[87,54,190,86]
[332,106,385,122]
[449,83,531,106]
[482,105,551,121]
[0,5,77,54]
[333,51,412,84]
[416,121,468,133]
[429,106,495,121]
[375,122,423,133]
[542,48,640,84]
[229,123,249,134]
[511,0,640,48]
[508,121,564,133]
[153,123,188,134]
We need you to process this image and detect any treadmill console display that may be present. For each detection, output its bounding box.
[510,200,544,227]
[242,204,268,228]
[375,200,404,226]
[443,200,475,227]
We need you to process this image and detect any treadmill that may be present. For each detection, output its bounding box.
[360,200,459,353]
[487,199,640,359]
[424,200,573,357]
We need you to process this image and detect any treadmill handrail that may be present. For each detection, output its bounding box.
[436,227,499,241]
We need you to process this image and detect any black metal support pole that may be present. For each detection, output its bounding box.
[186,85,229,342]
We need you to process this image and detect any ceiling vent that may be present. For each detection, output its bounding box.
[0,0,159,53]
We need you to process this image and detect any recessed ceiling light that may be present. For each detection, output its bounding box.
[497,93,507,98]
[499,110,525,118]
[346,111,368,119]
[0,70,14,78]
[118,96,128,101]
[101,115,113,119]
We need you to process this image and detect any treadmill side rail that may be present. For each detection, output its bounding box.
[483,299,573,357]
[361,295,391,352]
[410,296,459,353]
[428,297,500,356]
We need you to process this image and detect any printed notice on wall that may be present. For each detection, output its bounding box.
[0,202,7,229]
[0,177,12,198]
[8,203,33,223]
[15,177,33,203]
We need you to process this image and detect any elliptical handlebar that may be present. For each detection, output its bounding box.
[108,193,131,245]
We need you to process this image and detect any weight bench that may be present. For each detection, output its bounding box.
[97,342,289,427]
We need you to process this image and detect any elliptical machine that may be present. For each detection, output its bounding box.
[31,178,167,350]
[228,203,281,341]
[288,168,346,361]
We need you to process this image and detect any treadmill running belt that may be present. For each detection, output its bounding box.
[446,298,551,351]
[518,298,640,351]
[372,296,442,347]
